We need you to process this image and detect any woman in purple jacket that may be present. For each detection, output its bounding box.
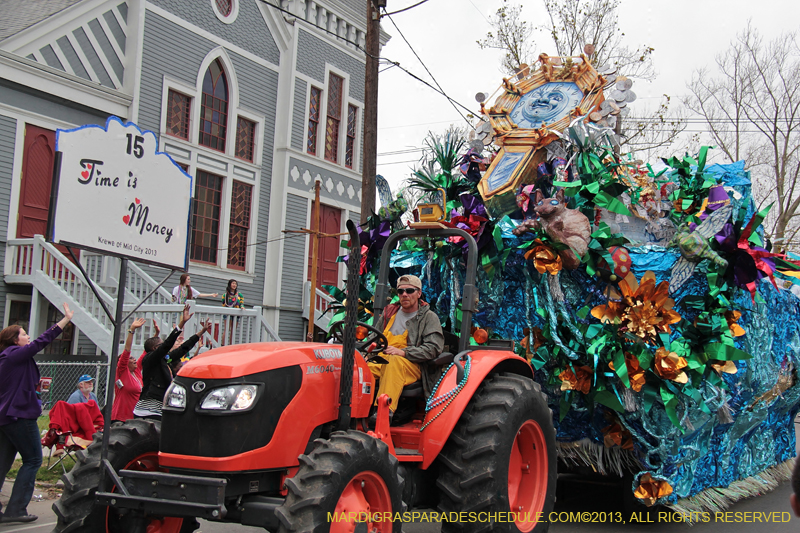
[0,303,74,524]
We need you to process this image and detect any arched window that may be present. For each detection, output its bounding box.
[199,59,229,152]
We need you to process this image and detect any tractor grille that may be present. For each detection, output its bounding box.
[160,366,302,457]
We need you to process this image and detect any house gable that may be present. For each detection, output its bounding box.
[0,0,132,92]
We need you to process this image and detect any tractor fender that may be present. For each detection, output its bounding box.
[419,350,533,469]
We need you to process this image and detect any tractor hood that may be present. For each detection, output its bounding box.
[179,342,345,380]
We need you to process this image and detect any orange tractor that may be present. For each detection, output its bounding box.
[53,222,556,532]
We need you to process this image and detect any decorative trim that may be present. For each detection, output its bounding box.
[0,50,131,116]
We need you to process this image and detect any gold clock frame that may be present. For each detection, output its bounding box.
[477,53,606,215]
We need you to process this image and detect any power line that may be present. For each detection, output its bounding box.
[382,8,475,129]
[377,147,423,156]
[380,118,463,130]
[260,0,478,128]
[377,159,422,166]
[383,0,430,17]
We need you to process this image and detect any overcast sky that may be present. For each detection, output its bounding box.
[374,0,798,194]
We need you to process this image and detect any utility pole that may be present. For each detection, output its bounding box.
[360,0,383,223]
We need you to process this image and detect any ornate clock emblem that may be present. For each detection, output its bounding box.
[478,54,606,216]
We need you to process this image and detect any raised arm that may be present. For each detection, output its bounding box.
[123,318,146,354]
[57,302,74,330]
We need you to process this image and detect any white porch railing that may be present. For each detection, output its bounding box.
[4,236,280,355]
[301,280,336,332]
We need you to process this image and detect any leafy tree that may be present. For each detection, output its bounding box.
[685,26,800,252]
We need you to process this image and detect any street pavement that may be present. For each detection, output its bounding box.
[2,420,798,533]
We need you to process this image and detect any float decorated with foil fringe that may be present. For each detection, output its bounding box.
[324,54,800,515]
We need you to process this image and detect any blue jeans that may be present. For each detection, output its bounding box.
[0,418,43,518]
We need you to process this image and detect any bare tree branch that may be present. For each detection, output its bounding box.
[685,25,800,252]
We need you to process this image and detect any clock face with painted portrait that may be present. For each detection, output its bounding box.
[509,82,584,129]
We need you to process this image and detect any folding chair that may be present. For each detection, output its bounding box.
[43,400,102,474]
[41,428,89,474]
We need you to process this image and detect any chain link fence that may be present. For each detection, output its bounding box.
[36,361,110,410]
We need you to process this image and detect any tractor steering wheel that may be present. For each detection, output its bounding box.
[328,321,389,356]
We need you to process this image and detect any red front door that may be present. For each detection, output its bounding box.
[307,204,342,292]
[18,124,78,262]
[17,125,55,238]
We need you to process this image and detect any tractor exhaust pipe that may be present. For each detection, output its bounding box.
[337,220,361,430]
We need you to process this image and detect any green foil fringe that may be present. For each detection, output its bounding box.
[557,439,642,477]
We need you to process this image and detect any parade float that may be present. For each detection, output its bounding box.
[327,53,800,515]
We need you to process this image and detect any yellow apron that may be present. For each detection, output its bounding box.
[368,313,421,411]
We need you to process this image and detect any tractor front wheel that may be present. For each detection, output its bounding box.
[276,430,405,533]
[52,419,198,533]
[437,373,557,533]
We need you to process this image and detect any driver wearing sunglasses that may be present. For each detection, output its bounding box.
[369,275,444,421]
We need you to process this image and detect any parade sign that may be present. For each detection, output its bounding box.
[49,117,192,270]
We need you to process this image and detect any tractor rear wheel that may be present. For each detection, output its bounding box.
[276,430,405,533]
[437,373,556,533]
[52,419,198,533]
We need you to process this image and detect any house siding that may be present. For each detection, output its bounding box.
[88,18,124,81]
[296,29,365,103]
[73,26,114,88]
[0,115,17,327]
[334,0,367,16]
[103,8,126,49]
[149,0,279,66]
[0,80,108,129]
[279,193,309,340]
[138,11,214,132]
[134,11,278,307]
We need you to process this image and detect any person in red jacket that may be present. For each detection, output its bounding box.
[111,318,146,423]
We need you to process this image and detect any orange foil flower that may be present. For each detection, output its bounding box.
[634,473,673,506]
[520,327,546,360]
[602,420,634,450]
[591,271,681,343]
[725,310,746,337]
[559,366,592,394]
[609,352,646,392]
[525,240,563,275]
[653,347,688,383]
[710,360,737,376]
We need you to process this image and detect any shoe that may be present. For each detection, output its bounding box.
[0,514,38,524]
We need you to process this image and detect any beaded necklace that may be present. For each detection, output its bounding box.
[225,291,238,307]
[420,355,471,431]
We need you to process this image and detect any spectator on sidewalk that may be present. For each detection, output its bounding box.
[171,274,218,304]
[111,318,146,423]
[0,302,75,524]
[66,375,98,405]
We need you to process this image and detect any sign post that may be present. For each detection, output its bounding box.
[47,116,192,489]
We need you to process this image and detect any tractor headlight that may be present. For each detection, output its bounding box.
[199,384,259,412]
[164,383,186,410]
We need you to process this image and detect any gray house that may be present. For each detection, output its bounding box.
[1,0,385,364]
